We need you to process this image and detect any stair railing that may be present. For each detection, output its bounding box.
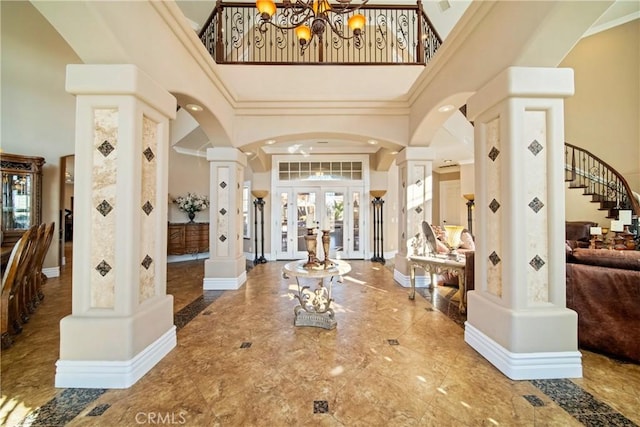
[198,1,441,65]
[565,142,640,217]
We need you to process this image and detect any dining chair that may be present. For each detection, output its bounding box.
[1,226,34,347]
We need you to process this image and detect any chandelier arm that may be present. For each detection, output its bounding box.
[328,0,370,15]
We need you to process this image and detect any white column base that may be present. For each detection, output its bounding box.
[393,269,430,288]
[465,323,582,380]
[203,271,247,290]
[43,266,60,278]
[55,326,176,389]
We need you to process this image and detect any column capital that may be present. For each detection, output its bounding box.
[395,147,435,165]
[66,64,176,119]
[206,147,248,167]
[467,67,574,121]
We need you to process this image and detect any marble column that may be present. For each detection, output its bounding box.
[393,147,434,287]
[204,147,247,290]
[465,67,582,379]
[57,65,177,388]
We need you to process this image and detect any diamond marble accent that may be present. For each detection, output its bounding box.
[387,339,399,345]
[141,255,153,270]
[219,235,227,242]
[142,201,153,216]
[416,179,422,187]
[530,255,545,271]
[240,342,252,349]
[87,403,111,416]
[143,147,155,162]
[528,139,543,156]
[489,199,501,213]
[96,260,112,277]
[489,251,501,266]
[488,146,500,161]
[523,395,545,407]
[219,208,227,216]
[96,200,113,217]
[415,206,423,214]
[97,141,115,157]
[529,197,544,213]
[219,181,227,189]
[313,401,329,414]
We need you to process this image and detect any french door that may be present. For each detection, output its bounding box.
[274,186,363,260]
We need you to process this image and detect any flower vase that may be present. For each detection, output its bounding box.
[188,212,196,223]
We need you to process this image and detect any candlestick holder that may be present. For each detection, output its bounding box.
[321,230,333,268]
[613,232,626,250]
[304,227,320,268]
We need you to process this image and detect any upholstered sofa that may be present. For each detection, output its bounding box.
[565,220,598,249]
[566,248,640,363]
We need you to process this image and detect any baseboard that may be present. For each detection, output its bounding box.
[203,271,247,290]
[464,322,582,380]
[43,266,60,278]
[55,326,177,389]
[393,268,430,288]
[167,252,209,263]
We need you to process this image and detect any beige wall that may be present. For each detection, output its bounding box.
[561,19,640,224]
[167,150,210,223]
[1,1,80,269]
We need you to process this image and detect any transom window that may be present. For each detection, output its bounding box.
[278,161,363,181]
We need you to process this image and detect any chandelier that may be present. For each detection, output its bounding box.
[256,0,368,55]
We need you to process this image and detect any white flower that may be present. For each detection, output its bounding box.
[172,193,210,214]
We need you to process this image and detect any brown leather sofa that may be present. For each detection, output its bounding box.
[566,248,640,363]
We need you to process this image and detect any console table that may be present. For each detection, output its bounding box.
[282,259,351,330]
[408,254,467,313]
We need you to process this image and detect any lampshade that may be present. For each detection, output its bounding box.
[295,25,312,42]
[370,190,386,198]
[313,0,331,14]
[348,14,366,32]
[444,225,464,249]
[463,193,475,202]
[256,0,276,17]
[252,190,269,199]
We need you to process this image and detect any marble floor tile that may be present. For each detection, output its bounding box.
[1,250,639,426]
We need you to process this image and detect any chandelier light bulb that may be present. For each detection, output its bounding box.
[295,25,312,43]
[256,0,276,18]
[348,14,366,32]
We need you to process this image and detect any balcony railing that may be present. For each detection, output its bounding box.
[199,1,442,65]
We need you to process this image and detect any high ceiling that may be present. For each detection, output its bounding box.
[169,0,638,173]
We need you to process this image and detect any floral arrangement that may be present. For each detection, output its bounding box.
[173,193,210,214]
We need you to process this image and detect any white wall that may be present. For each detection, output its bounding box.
[1,1,81,269]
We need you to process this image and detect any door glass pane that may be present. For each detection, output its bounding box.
[296,192,316,252]
[324,191,344,256]
[2,172,32,230]
[353,192,360,251]
[280,192,288,252]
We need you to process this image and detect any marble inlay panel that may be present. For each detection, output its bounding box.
[216,167,230,257]
[139,116,158,303]
[235,168,244,253]
[91,108,118,308]
[407,164,430,252]
[485,117,502,297]
[524,110,549,303]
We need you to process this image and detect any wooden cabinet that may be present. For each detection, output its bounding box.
[167,223,209,255]
[1,153,45,245]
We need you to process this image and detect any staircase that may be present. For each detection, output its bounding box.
[564,142,640,220]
